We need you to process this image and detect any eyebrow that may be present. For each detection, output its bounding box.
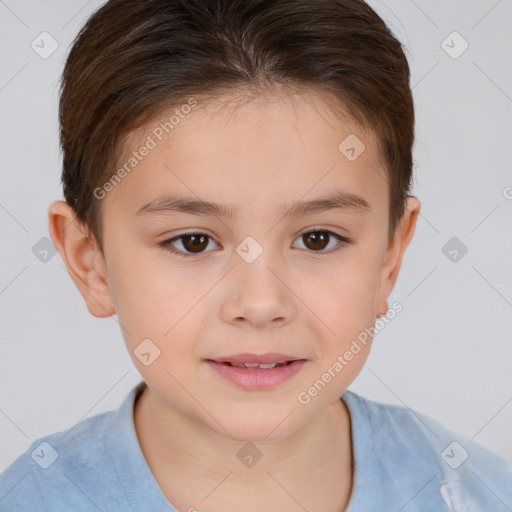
[135,190,370,219]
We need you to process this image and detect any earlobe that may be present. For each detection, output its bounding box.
[48,200,116,318]
[376,196,421,315]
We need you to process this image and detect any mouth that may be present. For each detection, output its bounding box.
[204,354,307,390]
[213,361,294,369]
[207,352,304,365]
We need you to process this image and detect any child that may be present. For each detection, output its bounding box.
[1,0,511,510]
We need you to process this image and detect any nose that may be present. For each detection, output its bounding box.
[220,254,296,330]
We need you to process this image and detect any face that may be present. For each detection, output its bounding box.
[80,89,417,442]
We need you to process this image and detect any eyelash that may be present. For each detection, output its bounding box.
[159,229,351,258]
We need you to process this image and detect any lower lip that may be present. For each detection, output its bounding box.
[205,360,307,390]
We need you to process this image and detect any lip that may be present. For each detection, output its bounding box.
[209,353,302,365]
[205,357,307,390]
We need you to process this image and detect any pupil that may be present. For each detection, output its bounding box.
[184,234,207,252]
[304,231,328,250]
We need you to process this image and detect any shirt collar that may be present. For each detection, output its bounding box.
[104,382,382,510]
[104,380,178,511]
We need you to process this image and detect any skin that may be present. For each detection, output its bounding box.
[48,87,420,511]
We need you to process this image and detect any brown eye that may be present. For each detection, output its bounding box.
[293,229,349,253]
[302,231,330,250]
[181,234,209,253]
[160,232,218,256]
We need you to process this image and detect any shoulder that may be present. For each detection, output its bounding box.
[0,396,132,511]
[343,390,512,511]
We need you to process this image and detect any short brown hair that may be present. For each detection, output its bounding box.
[59,0,415,254]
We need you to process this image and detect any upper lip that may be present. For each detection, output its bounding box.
[207,353,304,364]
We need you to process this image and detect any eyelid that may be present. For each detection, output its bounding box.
[292,227,351,252]
[296,225,350,242]
[159,230,221,258]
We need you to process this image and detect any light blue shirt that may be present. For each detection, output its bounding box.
[1,381,511,511]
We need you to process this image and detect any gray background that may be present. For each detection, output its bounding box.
[1,0,511,473]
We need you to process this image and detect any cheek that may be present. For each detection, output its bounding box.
[109,261,216,381]
[110,263,206,391]
[306,244,383,354]
[312,244,382,312]
[104,247,179,340]
[114,273,203,343]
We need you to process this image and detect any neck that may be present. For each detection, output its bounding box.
[133,384,354,511]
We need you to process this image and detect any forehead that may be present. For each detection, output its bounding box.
[107,88,388,218]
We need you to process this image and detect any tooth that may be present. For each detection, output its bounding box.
[231,362,245,368]
[243,362,260,368]
[258,363,277,369]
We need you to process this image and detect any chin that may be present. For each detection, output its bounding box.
[209,410,301,444]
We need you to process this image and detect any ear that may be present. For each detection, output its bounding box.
[376,196,421,316]
[48,200,115,318]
